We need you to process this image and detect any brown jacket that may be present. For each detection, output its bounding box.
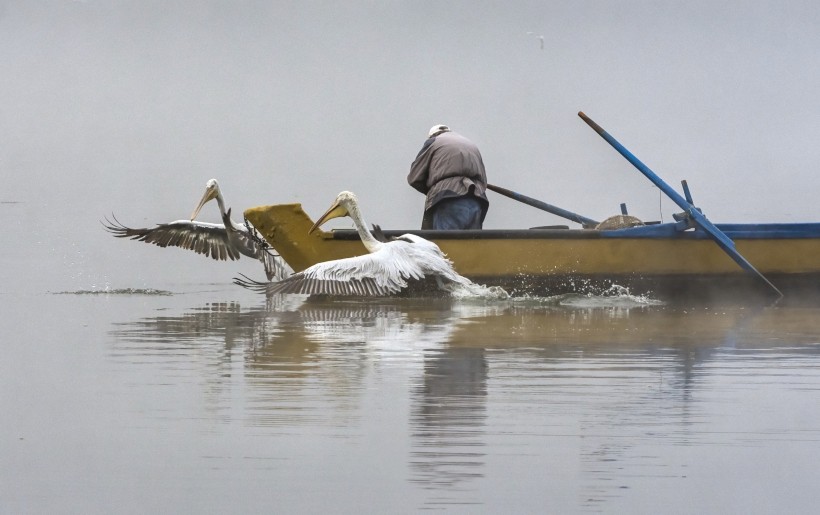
[407,131,489,215]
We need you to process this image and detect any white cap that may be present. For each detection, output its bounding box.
[428,124,450,138]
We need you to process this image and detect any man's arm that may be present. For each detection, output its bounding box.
[407,139,435,194]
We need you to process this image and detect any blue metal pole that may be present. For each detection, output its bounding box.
[578,111,782,299]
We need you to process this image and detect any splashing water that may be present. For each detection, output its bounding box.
[448,282,511,300]
[442,282,663,306]
[496,284,665,309]
[53,288,173,296]
[556,284,665,308]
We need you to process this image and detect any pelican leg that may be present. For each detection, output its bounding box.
[243,217,271,250]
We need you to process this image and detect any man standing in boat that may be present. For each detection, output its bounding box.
[408,124,490,230]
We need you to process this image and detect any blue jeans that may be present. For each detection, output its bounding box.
[431,196,485,230]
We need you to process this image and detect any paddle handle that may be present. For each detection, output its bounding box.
[487,183,599,228]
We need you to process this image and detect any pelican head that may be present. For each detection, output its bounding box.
[309,191,358,234]
[190,179,221,220]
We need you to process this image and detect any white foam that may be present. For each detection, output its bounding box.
[447,282,511,300]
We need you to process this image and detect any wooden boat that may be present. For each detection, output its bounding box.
[243,113,820,303]
[243,203,820,301]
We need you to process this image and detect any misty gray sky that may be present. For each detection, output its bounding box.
[3,0,820,288]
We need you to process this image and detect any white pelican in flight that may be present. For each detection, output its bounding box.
[235,190,473,296]
[104,178,289,281]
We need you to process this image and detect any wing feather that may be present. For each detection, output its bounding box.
[234,272,395,296]
[233,233,471,297]
[256,248,290,282]
[102,215,241,261]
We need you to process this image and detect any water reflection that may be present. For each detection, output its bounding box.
[109,296,820,510]
[410,346,488,504]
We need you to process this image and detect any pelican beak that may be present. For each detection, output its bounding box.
[190,185,217,220]
[309,200,349,234]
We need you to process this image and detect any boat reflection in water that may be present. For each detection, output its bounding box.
[110,293,820,511]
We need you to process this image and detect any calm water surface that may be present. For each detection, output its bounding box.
[6,4,820,511]
[3,282,820,514]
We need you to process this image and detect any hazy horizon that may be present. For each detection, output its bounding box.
[3,0,820,290]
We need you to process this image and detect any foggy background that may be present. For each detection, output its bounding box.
[2,0,819,291]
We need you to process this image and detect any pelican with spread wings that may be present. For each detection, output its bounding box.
[234,190,473,296]
[103,179,289,281]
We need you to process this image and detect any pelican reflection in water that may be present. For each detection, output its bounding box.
[235,190,481,296]
[104,179,289,281]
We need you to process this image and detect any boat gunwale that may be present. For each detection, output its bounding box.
[325,222,820,241]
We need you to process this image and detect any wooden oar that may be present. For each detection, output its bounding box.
[578,111,783,299]
[487,184,599,228]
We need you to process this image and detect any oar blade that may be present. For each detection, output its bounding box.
[688,209,783,298]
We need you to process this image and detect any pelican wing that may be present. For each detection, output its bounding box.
[102,215,241,261]
[234,232,471,297]
[223,214,290,282]
[258,248,291,282]
[370,224,391,243]
[236,239,434,296]
[397,234,472,286]
[234,272,393,296]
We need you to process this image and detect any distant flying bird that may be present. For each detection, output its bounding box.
[526,31,545,50]
[234,190,473,296]
[103,178,289,281]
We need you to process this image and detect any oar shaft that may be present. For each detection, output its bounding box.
[487,184,599,228]
[579,112,692,211]
[578,111,783,299]
[578,111,731,248]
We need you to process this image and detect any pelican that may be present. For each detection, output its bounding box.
[103,179,289,281]
[234,191,473,296]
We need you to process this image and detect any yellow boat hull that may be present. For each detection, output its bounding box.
[245,203,820,301]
